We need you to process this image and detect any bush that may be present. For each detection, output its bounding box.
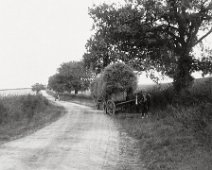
[0,94,50,123]
[148,86,174,110]
[0,93,66,142]
[21,94,49,118]
[148,83,212,112]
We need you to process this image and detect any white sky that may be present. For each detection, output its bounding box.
[0,0,112,89]
[0,0,211,89]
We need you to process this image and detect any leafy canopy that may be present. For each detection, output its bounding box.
[32,83,45,95]
[85,0,212,92]
[48,61,92,94]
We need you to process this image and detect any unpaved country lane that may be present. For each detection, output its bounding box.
[0,93,145,170]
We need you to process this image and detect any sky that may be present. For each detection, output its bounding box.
[0,0,111,89]
[0,0,211,89]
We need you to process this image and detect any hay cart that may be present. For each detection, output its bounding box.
[91,63,140,115]
[102,86,138,115]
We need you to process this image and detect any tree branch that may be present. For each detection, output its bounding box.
[194,27,212,46]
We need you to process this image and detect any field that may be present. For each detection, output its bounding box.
[0,88,34,96]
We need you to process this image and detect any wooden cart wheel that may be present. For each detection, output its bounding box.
[103,102,108,114]
[107,100,116,115]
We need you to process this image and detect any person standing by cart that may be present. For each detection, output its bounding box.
[136,92,150,117]
[136,91,144,115]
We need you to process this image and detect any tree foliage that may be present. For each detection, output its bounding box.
[32,83,46,95]
[48,74,66,93]
[85,0,212,92]
[48,61,92,94]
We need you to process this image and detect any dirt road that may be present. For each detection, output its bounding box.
[0,92,145,170]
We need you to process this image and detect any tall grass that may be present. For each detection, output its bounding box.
[143,77,212,150]
[0,94,66,143]
[146,77,212,111]
[117,77,212,170]
[118,110,212,170]
[117,103,212,170]
[0,94,49,123]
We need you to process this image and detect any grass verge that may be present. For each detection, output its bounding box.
[0,94,66,144]
[117,104,212,170]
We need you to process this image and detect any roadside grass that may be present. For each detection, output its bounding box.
[117,77,212,170]
[117,104,212,170]
[0,94,66,144]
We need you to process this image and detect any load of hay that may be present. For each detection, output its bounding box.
[91,63,137,102]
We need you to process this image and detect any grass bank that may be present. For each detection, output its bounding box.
[117,77,212,170]
[117,104,212,170]
[0,94,66,144]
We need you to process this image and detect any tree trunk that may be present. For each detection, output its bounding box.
[173,53,194,93]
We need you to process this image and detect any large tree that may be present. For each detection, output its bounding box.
[85,0,212,92]
[58,61,92,93]
[83,3,125,72]
[48,61,92,94]
[48,74,66,93]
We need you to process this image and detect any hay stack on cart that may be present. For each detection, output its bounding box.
[91,63,137,115]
